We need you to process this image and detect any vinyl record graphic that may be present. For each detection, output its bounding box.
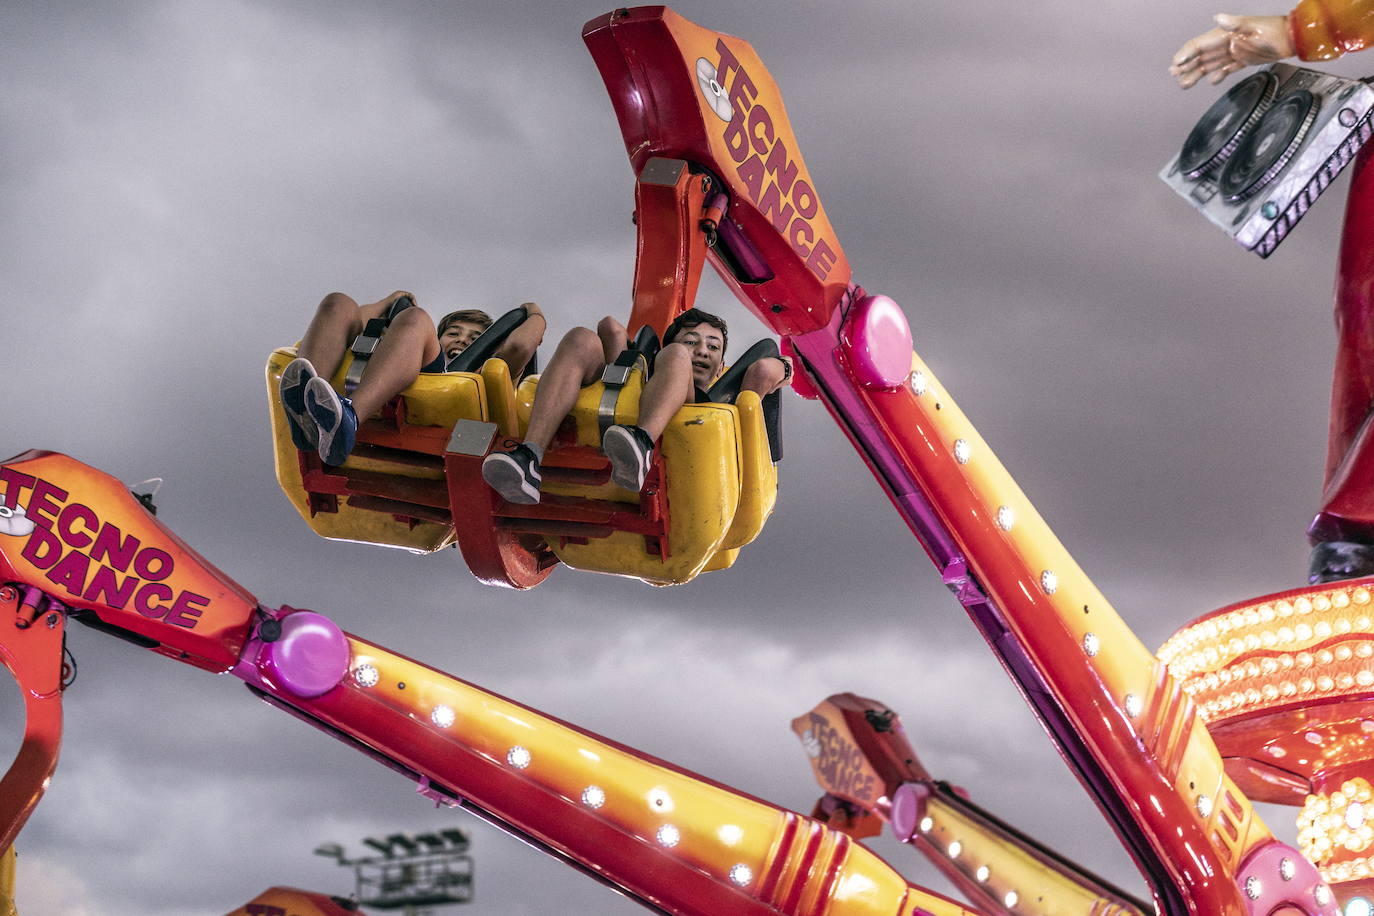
[1179,71,1277,178]
[696,57,733,122]
[1219,89,1319,201]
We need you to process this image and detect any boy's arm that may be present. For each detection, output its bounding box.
[740,355,793,397]
[494,301,547,377]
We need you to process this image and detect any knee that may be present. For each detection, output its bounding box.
[742,357,785,394]
[316,292,358,319]
[658,342,691,364]
[596,315,625,340]
[554,326,603,363]
[654,343,693,378]
[389,306,436,337]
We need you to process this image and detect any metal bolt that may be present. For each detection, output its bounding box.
[45,613,58,629]
[770,304,784,313]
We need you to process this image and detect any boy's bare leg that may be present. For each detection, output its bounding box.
[297,290,411,379]
[349,307,442,419]
[522,327,612,451]
[597,315,629,362]
[633,343,695,439]
[741,356,790,398]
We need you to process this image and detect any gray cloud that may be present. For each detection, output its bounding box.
[0,0,1332,912]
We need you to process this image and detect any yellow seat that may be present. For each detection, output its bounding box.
[267,347,503,554]
[514,363,778,586]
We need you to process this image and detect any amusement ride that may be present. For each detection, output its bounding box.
[7,5,1374,915]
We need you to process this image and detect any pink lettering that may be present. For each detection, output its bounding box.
[133,582,173,619]
[736,154,765,202]
[747,105,774,156]
[806,238,837,280]
[792,180,818,220]
[788,216,814,258]
[763,137,798,195]
[83,565,139,609]
[20,525,62,569]
[90,523,139,572]
[165,590,209,628]
[57,502,98,549]
[723,111,751,163]
[133,547,173,581]
[46,550,90,598]
[758,181,795,234]
[0,469,35,513]
[28,479,68,528]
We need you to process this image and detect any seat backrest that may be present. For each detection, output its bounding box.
[704,338,784,462]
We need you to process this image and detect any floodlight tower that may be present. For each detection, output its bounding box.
[313,829,474,915]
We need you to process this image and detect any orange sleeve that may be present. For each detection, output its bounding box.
[1289,0,1374,59]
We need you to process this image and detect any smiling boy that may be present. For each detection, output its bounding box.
[482,308,790,504]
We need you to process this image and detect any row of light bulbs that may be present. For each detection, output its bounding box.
[349,661,760,891]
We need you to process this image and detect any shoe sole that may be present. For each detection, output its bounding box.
[603,427,649,492]
[280,358,319,450]
[481,453,541,505]
[305,377,350,466]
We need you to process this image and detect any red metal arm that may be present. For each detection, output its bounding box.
[584,9,1333,916]
[0,586,65,853]
[0,449,990,916]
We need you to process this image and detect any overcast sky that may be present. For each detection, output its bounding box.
[2,1,1367,914]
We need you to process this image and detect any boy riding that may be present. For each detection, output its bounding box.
[482,308,790,504]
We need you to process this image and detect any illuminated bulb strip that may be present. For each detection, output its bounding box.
[855,352,1247,883]
[1160,586,1374,670]
[341,638,976,913]
[1299,780,1374,863]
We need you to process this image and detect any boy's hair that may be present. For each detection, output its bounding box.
[664,308,728,356]
[437,309,493,336]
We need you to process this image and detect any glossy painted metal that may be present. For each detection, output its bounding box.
[0,452,981,915]
[793,694,1149,916]
[585,9,1317,916]
[0,586,64,853]
[1313,146,1374,543]
[840,297,913,390]
[1161,578,1374,894]
[231,620,984,916]
[0,450,257,672]
[584,7,852,338]
[628,156,712,339]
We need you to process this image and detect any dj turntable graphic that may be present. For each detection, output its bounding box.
[1161,63,1374,256]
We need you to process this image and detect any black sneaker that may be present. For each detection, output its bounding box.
[602,424,654,492]
[482,444,543,504]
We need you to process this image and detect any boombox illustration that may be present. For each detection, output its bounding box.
[1161,63,1374,257]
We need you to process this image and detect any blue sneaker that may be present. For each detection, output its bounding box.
[280,357,319,451]
[481,444,542,504]
[304,376,358,466]
[602,424,654,492]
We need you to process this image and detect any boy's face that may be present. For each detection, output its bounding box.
[673,323,726,389]
[439,321,486,359]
